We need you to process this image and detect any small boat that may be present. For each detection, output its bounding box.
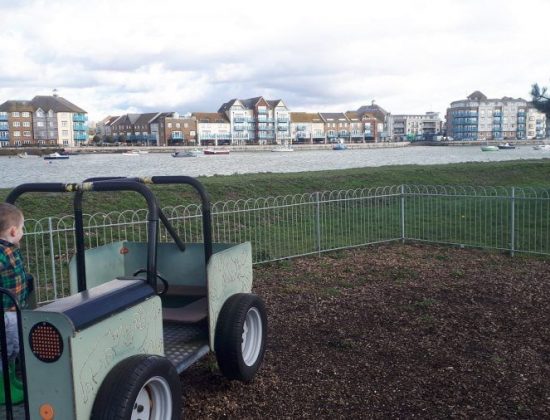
[43,152,69,160]
[122,150,141,156]
[204,148,230,155]
[271,145,294,152]
[497,143,515,150]
[17,152,29,158]
[533,144,550,151]
[481,145,499,152]
[333,143,348,151]
[172,150,201,158]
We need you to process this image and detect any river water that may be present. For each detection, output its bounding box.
[1,146,548,188]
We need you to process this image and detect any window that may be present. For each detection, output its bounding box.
[62,130,69,136]
[12,112,20,117]
[184,123,188,128]
[37,122,44,127]
[13,121,21,127]
[22,112,30,118]
[62,121,67,127]
[49,121,55,127]
[23,121,30,127]
[167,123,172,128]
[176,123,180,128]
[23,131,31,136]
[14,131,21,136]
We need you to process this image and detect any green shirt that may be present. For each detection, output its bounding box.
[0,238,30,311]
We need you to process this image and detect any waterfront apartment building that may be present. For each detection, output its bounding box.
[102,112,197,146]
[290,112,326,143]
[446,91,547,141]
[388,112,442,141]
[0,95,87,147]
[218,97,291,145]
[192,113,231,146]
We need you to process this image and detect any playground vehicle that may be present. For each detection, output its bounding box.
[0,176,267,419]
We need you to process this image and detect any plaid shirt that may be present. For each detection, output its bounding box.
[0,238,29,311]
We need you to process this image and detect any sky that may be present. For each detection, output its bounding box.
[1,0,549,122]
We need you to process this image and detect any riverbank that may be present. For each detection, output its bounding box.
[0,142,411,156]
[1,159,549,220]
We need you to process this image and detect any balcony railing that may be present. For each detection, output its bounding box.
[73,114,88,122]
[233,117,245,123]
[74,133,87,141]
[0,114,8,121]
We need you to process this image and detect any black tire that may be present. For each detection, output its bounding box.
[91,354,181,420]
[215,293,267,382]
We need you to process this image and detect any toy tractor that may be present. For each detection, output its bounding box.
[0,176,267,419]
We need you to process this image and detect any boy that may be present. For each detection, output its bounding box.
[0,203,31,404]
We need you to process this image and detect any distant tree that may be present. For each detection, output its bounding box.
[104,135,114,144]
[531,83,550,117]
[92,135,102,144]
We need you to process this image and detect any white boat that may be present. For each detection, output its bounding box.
[333,143,347,151]
[122,150,141,156]
[172,150,201,157]
[17,152,29,158]
[204,148,230,155]
[497,143,515,150]
[481,145,499,152]
[533,144,550,151]
[271,145,294,152]
[43,152,69,160]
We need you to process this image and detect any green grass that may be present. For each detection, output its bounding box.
[2,159,549,220]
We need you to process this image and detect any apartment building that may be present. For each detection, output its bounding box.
[290,112,325,143]
[102,112,196,146]
[218,97,291,145]
[0,94,87,147]
[446,91,547,141]
[0,101,34,146]
[192,113,231,146]
[388,112,442,141]
[319,113,350,142]
[356,102,390,141]
[345,111,379,142]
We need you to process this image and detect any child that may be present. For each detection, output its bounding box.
[0,203,31,404]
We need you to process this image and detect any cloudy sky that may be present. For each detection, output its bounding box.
[1,0,548,121]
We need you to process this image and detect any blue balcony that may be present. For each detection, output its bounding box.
[234,117,245,123]
[234,126,244,131]
[73,114,88,122]
[0,113,8,121]
[277,118,289,123]
[0,134,9,142]
[171,132,183,140]
[74,133,87,141]
[257,108,267,114]
[74,122,87,131]
[277,126,288,131]
[0,122,8,130]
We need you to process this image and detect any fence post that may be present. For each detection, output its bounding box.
[400,184,405,243]
[48,217,58,299]
[510,187,515,256]
[315,192,321,256]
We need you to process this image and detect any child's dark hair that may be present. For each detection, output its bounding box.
[0,203,23,234]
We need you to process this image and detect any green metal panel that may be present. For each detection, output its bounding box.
[69,242,234,294]
[207,242,253,348]
[21,296,163,419]
[22,311,77,419]
[71,296,163,419]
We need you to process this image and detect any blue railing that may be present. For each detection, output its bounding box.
[73,114,87,122]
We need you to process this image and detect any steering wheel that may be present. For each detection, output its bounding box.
[132,268,169,296]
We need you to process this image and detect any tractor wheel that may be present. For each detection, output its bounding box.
[215,293,267,382]
[91,354,181,420]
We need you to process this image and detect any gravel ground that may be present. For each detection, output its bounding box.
[181,243,550,419]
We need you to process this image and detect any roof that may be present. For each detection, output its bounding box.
[290,112,323,123]
[192,112,229,123]
[467,91,488,101]
[319,112,349,122]
[31,95,86,113]
[218,96,284,112]
[357,103,389,117]
[0,100,34,112]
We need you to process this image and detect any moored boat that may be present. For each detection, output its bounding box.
[533,144,550,151]
[43,152,69,160]
[333,143,347,150]
[204,148,230,155]
[271,146,294,152]
[172,150,201,157]
[497,143,515,150]
[481,145,499,152]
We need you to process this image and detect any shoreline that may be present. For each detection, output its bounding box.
[1,139,548,156]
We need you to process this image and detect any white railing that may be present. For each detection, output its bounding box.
[20,185,550,303]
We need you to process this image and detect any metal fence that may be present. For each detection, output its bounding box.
[20,185,550,303]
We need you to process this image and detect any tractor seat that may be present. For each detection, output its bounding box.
[162,297,208,323]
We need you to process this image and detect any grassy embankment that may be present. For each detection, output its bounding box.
[1,159,549,220]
